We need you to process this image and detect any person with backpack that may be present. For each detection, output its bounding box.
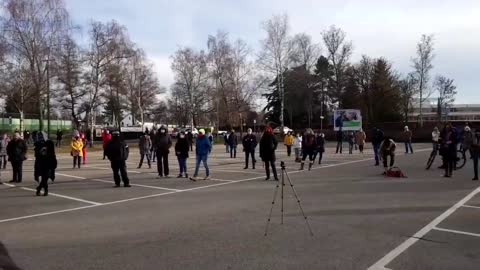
[347,131,355,154]
[35,139,57,196]
[242,128,257,170]
[380,137,397,173]
[260,127,279,181]
[356,128,366,154]
[137,132,152,169]
[314,132,326,165]
[105,131,131,187]
[190,129,212,181]
[300,128,317,171]
[154,125,172,178]
[372,127,385,166]
[293,133,302,163]
[403,126,414,154]
[7,132,27,183]
[336,129,343,154]
[0,133,10,169]
[175,131,190,178]
[284,131,294,157]
[228,130,238,158]
[102,129,112,160]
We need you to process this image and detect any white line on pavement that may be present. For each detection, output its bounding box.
[209,178,234,182]
[433,226,480,238]
[84,165,141,174]
[0,205,98,224]
[367,185,480,270]
[90,178,181,192]
[461,204,480,210]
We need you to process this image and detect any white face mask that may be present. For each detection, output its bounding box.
[160,130,165,133]
[180,135,185,139]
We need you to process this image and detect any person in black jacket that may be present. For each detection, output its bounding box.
[154,125,172,178]
[300,128,317,171]
[187,131,194,152]
[7,132,27,183]
[105,131,130,187]
[242,128,257,170]
[35,139,57,196]
[372,127,385,166]
[259,127,278,181]
[314,133,326,165]
[228,130,238,158]
[336,129,343,154]
[175,131,190,178]
[440,123,458,178]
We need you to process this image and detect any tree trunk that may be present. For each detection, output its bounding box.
[19,110,24,133]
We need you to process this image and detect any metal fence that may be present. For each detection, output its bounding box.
[0,118,72,133]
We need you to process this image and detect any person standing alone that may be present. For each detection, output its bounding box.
[242,128,257,170]
[284,131,294,157]
[356,128,366,154]
[403,126,414,154]
[105,131,131,187]
[35,139,57,196]
[56,129,63,147]
[228,130,238,158]
[336,129,343,154]
[260,127,279,181]
[70,134,83,169]
[7,132,27,183]
[154,125,172,178]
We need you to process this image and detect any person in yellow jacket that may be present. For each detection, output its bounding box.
[284,131,294,157]
[70,134,84,169]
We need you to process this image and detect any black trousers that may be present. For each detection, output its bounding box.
[336,141,343,153]
[111,160,129,186]
[443,158,455,176]
[139,152,151,167]
[11,160,23,182]
[156,152,169,176]
[302,150,315,162]
[1,156,7,169]
[314,150,324,163]
[36,170,50,194]
[73,156,81,168]
[245,150,256,168]
[382,153,395,168]
[264,160,278,180]
[286,145,292,156]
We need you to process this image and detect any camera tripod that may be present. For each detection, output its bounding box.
[264,161,314,236]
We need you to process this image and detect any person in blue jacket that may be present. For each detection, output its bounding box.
[190,129,212,181]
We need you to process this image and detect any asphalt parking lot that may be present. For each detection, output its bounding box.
[1,142,479,270]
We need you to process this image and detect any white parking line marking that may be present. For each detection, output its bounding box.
[434,227,480,238]
[462,204,480,210]
[0,205,98,224]
[84,165,141,174]
[209,178,234,182]
[3,183,102,206]
[91,178,181,192]
[367,185,480,270]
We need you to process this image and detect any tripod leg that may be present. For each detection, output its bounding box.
[284,170,315,236]
[264,178,281,236]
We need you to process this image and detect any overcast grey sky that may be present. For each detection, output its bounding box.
[67,0,480,103]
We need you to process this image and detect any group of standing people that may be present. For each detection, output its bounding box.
[335,129,367,155]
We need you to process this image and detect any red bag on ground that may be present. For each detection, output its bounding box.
[385,167,407,178]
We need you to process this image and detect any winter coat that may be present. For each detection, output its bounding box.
[175,137,190,159]
[187,133,194,145]
[380,139,396,156]
[347,133,355,144]
[105,137,129,162]
[154,133,172,154]
[316,136,325,153]
[35,140,57,177]
[242,134,257,152]
[195,135,212,156]
[440,129,458,159]
[302,134,317,152]
[7,138,27,162]
[372,129,385,145]
[70,139,84,157]
[284,135,294,146]
[293,136,302,149]
[463,131,474,149]
[223,134,228,145]
[259,133,278,162]
[0,138,9,156]
[355,131,366,146]
[102,133,112,148]
[432,131,440,142]
[227,133,238,146]
[138,135,152,155]
[403,130,413,142]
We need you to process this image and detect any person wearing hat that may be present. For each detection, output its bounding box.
[105,131,131,187]
[70,134,83,169]
[242,128,257,169]
[153,125,172,178]
[190,129,212,181]
[175,131,190,178]
[228,129,238,158]
[7,132,27,183]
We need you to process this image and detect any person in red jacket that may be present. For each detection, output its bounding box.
[81,133,87,164]
[102,129,112,160]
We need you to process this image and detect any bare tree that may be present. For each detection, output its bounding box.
[399,72,418,123]
[321,25,353,107]
[353,55,374,124]
[171,47,211,127]
[412,34,434,126]
[1,0,70,131]
[257,13,293,131]
[290,33,320,71]
[55,35,84,129]
[434,75,457,122]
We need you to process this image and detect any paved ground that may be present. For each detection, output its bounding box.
[0,142,479,270]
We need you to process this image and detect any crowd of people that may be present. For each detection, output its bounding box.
[0,122,479,197]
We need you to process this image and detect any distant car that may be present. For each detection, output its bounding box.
[273,126,293,134]
[217,130,228,136]
[185,128,199,136]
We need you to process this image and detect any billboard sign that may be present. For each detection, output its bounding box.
[334,109,362,131]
